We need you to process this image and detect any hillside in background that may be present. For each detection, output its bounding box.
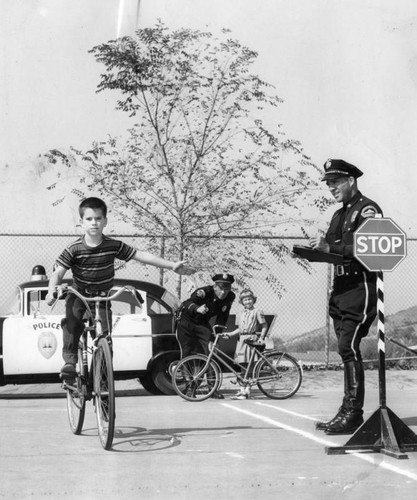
[283,305,417,361]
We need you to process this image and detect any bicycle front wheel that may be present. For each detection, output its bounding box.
[172,354,221,402]
[66,348,86,435]
[94,338,115,450]
[255,352,302,399]
[66,376,86,435]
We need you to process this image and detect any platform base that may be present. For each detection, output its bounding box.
[325,406,417,459]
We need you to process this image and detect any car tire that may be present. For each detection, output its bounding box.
[152,351,181,395]
[138,373,164,395]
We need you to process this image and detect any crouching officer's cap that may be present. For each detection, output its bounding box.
[322,159,363,181]
[212,273,235,285]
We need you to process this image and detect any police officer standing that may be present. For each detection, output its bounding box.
[176,273,235,399]
[309,159,382,434]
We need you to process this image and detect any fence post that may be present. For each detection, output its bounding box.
[324,263,332,367]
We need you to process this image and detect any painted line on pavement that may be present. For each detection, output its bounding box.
[255,402,318,421]
[225,452,245,460]
[223,403,417,482]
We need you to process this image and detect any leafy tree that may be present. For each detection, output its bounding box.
[47,21,331,297]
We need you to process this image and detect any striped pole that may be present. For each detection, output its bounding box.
[377,271,386,409]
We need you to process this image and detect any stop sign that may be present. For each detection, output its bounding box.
[354,217,407,272]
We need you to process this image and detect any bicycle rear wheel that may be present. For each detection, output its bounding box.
[172,354,221,402]
[94,338,115,450]
[255,351,302,399]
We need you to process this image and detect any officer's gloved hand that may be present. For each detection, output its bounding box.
[196,305,209,315]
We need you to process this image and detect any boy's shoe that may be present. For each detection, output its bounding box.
[60,363,76,382]
[211,391,225,399]
[231,392,248,400]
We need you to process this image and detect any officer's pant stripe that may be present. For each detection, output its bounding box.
[351,271,370,362]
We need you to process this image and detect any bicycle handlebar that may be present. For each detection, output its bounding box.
[53,284,142,307]
[211,324,228,337]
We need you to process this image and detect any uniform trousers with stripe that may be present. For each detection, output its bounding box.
[176,318,212,359]
[329,271,377,363]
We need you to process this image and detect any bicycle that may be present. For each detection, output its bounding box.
[53,284,143,450]
[172,325,302,401]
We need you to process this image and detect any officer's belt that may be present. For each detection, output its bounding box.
[334,262,366,277]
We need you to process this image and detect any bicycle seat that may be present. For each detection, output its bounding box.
[244,339,266,351]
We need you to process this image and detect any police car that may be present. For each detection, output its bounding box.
[0,266,182,395]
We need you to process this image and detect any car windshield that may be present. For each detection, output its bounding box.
[0,287,23,316]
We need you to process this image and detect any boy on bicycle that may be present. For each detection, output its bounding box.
[45,196,196,382]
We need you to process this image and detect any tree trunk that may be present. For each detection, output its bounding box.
[159,236,165,287]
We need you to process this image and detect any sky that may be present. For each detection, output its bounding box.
[1,0,417,236]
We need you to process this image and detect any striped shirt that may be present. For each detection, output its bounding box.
[56,236,136,292]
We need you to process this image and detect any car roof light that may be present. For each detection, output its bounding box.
[31,265,48,281]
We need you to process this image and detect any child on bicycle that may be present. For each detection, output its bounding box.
[45,196,196,382]
[228,289,268,400]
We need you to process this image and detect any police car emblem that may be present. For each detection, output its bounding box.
[37,331,57,360]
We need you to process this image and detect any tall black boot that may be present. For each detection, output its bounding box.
[316,365,350,431]
[325,361,364,435]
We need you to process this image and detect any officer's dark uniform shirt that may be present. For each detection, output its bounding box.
[325,191,383,267]
[180,286,236,327]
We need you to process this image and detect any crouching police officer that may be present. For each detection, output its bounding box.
[309,159,382,434]
[176,273,236,399]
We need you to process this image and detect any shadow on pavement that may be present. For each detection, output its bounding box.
[110,424,256,453]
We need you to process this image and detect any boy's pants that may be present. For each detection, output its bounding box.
[62,292,112,365]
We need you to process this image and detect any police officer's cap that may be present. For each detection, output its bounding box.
[212,273,235,285]
[322,159,363,181]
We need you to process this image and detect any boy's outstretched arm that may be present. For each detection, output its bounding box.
[45,265,67,305]
[132,251,197,275]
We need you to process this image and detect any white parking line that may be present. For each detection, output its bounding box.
[223,403,417,482]
[255,402,318,421]
[225,452,245,460]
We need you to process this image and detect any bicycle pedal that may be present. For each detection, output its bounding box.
[62,380,77,390]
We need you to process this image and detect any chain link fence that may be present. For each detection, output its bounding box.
[0,233,416,367]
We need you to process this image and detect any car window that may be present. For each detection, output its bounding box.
[111,289,145,316]
[160,290,180,310]
[147,297,170,316]
[28,290,66,317]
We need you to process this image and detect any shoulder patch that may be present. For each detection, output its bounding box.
[196,289,205,298]
[360,205,378,218]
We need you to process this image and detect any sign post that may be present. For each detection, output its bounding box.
[326,217,417,459]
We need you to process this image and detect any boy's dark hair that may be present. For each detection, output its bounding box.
[79,197,108,218]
